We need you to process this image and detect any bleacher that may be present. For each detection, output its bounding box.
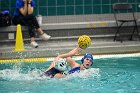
[0,14,140,59]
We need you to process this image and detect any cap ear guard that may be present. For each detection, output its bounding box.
[91,60,93,66]
[81,57,84,64]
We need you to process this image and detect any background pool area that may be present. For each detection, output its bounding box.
[0,1,140,93]
[0,55,140,93]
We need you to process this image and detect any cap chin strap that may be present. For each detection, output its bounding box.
[82,64,89,69]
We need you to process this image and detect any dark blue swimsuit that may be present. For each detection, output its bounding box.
[43,67,62,78]
[68,67,80,74]
[42,66,80,78]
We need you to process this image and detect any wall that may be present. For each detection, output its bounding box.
[0,0,140,16]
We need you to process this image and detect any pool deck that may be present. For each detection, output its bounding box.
[0,35,140,60]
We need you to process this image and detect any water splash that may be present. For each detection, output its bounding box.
[0,69,44,80]
[65,68,100,79]
[0,67,100,81]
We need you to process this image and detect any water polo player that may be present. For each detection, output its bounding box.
[41,46,94,78]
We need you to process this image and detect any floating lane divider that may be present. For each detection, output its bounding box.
[1,53,140,63]
[0,58,48,63]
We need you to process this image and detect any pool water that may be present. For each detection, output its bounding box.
[0,56,140,93]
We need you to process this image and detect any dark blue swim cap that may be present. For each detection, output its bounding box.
[81,53,94,65]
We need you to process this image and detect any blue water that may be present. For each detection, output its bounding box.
[0,56,140,93]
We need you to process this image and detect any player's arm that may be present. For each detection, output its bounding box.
[54,73,66,78]
[57,47,82,58]
[45,60,56,71]
[66,57,80,68]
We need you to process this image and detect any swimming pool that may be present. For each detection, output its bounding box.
[0,54,140,93]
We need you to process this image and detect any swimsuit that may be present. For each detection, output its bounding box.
[43,67,62,78]
[68,66,80,74]
[42,66,81,78]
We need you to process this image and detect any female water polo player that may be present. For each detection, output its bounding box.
[41,46,94,78]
